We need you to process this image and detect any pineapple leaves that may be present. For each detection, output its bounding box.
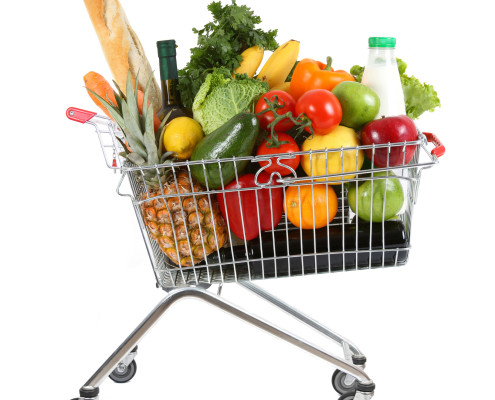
[125,71,140,129]
[115,136,130,155]
[135,70,140,105]
[143,104,159,165]
[113,80,126,100]
[141,74,154,131]
[156,110,173,155]
[86,69,169,172]
[86,88,126,129]
[121,100,147,159]
[104,94,122,118]
[160,151,175,163]
[113,90,122,110]
[126,152,147,166]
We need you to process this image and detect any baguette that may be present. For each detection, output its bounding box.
[83,0,162,114]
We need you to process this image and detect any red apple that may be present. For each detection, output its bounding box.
[361,115,418,167]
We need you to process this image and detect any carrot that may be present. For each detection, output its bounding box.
[84,71,161,133]
[84,71,117,118]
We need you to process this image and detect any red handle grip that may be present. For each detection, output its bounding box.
[423,132,445,158]
[66,107,96,123]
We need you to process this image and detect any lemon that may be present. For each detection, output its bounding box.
[163,117,204,160]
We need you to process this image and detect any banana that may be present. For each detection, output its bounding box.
[271,82,291,92]
[234,45,264,78]
[256,40,300,89]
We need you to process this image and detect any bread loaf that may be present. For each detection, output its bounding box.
[83,0,162,114]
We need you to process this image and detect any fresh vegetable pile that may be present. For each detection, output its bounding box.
[83,0,441,264]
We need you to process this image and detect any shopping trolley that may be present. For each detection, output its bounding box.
[67,107,444,400]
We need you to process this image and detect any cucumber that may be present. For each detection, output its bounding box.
[190,112,260,189]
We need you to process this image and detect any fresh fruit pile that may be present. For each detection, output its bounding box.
[82,1,440,268]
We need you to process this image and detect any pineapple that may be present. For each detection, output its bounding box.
[89,72,227,267]
[141,170,227,266]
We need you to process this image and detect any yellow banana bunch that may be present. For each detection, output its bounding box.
[234,45,264,78]
[256,40,300,89]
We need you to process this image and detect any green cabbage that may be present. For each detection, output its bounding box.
[192,68,268,135]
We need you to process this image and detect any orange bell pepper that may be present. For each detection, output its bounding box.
[289,57,355,101]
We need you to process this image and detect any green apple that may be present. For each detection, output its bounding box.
[348,172,404,222]
[332,81,380,130]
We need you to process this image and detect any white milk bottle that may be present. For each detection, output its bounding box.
[361,37,406,117]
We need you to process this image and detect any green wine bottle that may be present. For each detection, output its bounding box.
[156,40,191,121]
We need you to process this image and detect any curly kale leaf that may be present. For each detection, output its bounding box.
[178,1,278,109]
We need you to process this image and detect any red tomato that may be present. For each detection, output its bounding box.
[255,90,296,132]
[295,89,342,135]
[256,132,300,176]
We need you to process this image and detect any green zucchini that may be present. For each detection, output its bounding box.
[190,113,259,189]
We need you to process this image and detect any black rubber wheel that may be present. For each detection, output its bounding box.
[338,391,356,400]
[332,369,357,395]
[109,359,137,383]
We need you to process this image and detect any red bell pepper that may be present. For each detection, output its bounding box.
[216,172,283,241]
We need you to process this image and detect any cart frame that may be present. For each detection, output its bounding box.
[67,107,443,400]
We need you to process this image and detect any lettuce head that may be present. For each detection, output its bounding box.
[192,68,268,135]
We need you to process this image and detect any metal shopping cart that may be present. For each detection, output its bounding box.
[67,107,444,400]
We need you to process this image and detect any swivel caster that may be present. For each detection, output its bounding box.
[332,369,356,395]
[109,359,137,383]
[109,346,138,384]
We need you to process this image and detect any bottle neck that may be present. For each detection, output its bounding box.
[158,56,181,108]
[158,55,178,81]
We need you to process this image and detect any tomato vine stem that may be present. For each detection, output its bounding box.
[255,95,314,148]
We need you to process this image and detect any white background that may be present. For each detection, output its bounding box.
[1,0,494,399]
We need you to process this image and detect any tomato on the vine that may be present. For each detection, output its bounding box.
[255,90,296,132]
[295,89,342,135]
[257,132,300,176]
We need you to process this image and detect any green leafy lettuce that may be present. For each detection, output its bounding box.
[178,1,278,109]
[350,58,440,119]
[192,68,268,135]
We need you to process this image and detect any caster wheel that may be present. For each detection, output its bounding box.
[332,369,356,395]
[109,359,137,383]
[338,391,356,400]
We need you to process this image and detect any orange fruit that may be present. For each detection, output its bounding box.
[284,183,338,229]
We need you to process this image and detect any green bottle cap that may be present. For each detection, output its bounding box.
[368,37,396,48]
[157,40,177,57]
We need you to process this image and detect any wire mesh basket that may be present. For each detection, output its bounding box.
[67,107,443,289]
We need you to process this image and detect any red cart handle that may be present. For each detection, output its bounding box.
[66,107,96,123]
[423,132,445,158]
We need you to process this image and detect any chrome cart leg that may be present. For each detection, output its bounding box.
[238,281,369,396]
[238,281,365,356]
[74,285,373,399]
